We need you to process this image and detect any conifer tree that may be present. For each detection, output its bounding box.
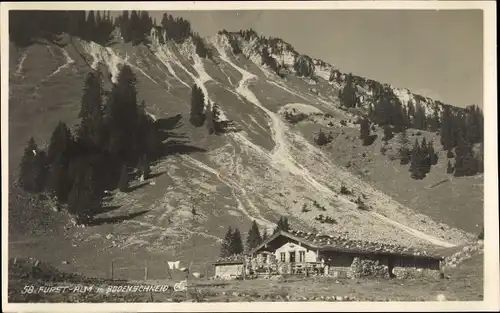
[465,105,484,144]
[383,124,393,142]
[118,164,129,192]
[77,72,105,150]
[220,226,233,257]
[107,65,139,162]
[139,154,151,179]
[315,129,329,146]
[410,139,425,180]
[189,84,206,127]
[359,118,371,145]
[340,73,357,108]
[47,121,73,165]
[85,11,97,41]
[18,137,47,193]
[440,106,454,151]
[246,220,262,251]
[454,132,477,177]
[428,140,438,166]
[230,228,244,255]
[67,165,102,225]
[398,129,411,165]
[273,216,290,234]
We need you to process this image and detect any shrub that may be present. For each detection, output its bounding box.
[283,111,308,124]
[380,146,387,155]
[340,184,351,195]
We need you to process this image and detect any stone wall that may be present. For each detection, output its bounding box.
[442,240,483,270]
[327,266,352,278]
[392,267,441,279]
[350,257,390,278]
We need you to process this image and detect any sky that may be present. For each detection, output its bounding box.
[124,10,484,108]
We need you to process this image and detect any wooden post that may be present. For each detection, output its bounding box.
[165,261,172,279]
[243,259,246,280]
[144,260,148,280]
[110,260,114,281]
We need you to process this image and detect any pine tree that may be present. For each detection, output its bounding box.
[220,227,233,257]
[246,220,262,251]
[77,72,105,150]
[420,137,431,174]
[273,216,290,234]
[413,100,427,130]
[189,84,206,127]
[398,129,411,165]
[340,74,357,108]
[410,139,425,180]
[107,65,139,162]
[454,132,477,177]
[47,121,73,165]
[18,137,47,192]
[139,154,151,179]
[465,105,483,144]
[120,10,132,42]
[315,129,328,146]
[118,164,129,192]
[67,165,102,225]
[359,118,371,145]
[382,124,393,142]
[230,228,244,255]
[85,11,97,41]
[428,141,438,166]
[440,106,454,151]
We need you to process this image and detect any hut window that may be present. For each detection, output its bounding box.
[299,251,305,262]
[280,252,286,262]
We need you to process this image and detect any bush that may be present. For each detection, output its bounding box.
[340,184,351,195]
[478,227,484,240]
[340,120,347,126]
[380,146,387,155]
[283,111,308,124]
[315,214,337,224]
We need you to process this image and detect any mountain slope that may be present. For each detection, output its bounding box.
[8,31,482,276]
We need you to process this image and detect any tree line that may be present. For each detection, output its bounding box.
[18,66,164,224]
[338,72,484,178]
[219,216,290,257]
[9,10,114,46]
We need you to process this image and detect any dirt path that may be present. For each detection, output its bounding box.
[213,42,457,248]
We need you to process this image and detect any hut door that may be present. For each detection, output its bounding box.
[289,251,296,263]
[388,257,395,278]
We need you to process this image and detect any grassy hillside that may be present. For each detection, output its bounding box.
[8,33,483,284]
